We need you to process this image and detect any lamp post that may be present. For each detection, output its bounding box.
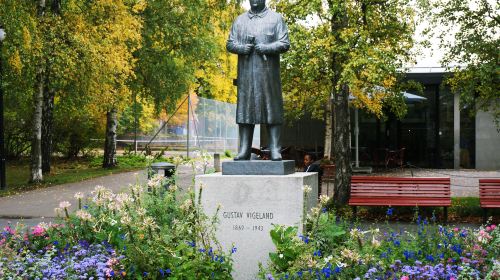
[0,26,6,190]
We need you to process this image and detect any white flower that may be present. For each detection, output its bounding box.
[94,185,106,193]
[180,199,193,211]
[54,207,62,215]
[137,207,147,217]
[319,195,329,205]
[74,192,84,199]
[59,201,71,209]
[76,210,92,221]
[109,219,117,226]
[116,193,132,205]
[311,207,321,215]
[121,214,131,225]
[143,217,158,229]
[107,202,118,211]
[279,253,284,259]
[169,185,178,192]
[131,184,144,196]
[324,255,333,263]
[302,185,312,194]
[336,261,347,268]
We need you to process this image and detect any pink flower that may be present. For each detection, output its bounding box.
[4,226,15,235]
[401,276,410,280]
[491,224,497,230]
[450,278,456,280]
[453,227,459,232]
[486,226,492,232]
[32,225,45,237]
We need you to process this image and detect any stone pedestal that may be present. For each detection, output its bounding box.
[222,160,295,175]
[195,172,318,280]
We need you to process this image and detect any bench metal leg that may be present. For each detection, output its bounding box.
[483,208,488,225]
[443,207,448,224]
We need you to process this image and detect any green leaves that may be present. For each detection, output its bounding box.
[422,0,500,123]
[269,225,303,272]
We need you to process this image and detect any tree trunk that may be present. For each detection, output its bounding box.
[30,0,46,183]
[30,71,44,183]
[103,108,118,168]
[332,84,352,206]
[41,0,61,174]
[324,98,333,160]
[41,83,54,174]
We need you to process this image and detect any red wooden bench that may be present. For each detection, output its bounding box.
[479,179,500,223]
[349,176,451,222]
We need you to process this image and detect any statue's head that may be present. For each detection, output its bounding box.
[250,0,266,11]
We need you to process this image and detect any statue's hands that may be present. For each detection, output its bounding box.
[255,43,270,55]
[241,44,254,55]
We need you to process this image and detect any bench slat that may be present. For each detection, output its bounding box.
[478,179,500,210]
[349,176,451,208]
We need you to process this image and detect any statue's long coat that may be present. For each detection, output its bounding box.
[227,8,290,125]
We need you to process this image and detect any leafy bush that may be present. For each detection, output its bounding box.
[1,173,233,279]
[260,197,499,280]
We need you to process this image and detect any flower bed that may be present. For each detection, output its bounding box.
[0,172,233,279]
[259,196,499,280]
[1,171,499,279]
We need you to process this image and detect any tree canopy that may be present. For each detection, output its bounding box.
[420,0,499,122]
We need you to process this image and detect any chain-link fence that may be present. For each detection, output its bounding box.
[117,95,260,157]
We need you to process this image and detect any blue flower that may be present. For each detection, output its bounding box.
[299,235,309,244]
[231,246,237,254]
[266,273,275,280]
[313,250,321,257]
[187,241,196,247]
[386,207,394,216]
[143,272,148,277]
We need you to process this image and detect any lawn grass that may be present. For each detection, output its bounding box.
[2,156,150,197]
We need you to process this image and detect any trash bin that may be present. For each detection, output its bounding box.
[148,162,176,191]
[149,162,176,179]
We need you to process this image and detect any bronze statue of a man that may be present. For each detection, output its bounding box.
[227,0,290,161]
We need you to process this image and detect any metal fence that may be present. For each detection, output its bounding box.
[118,95,260,157]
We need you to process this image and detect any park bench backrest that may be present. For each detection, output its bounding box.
[349,176,451,206]
[479,179,500,208]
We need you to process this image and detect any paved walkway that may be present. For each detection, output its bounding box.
[0,165,201,227]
